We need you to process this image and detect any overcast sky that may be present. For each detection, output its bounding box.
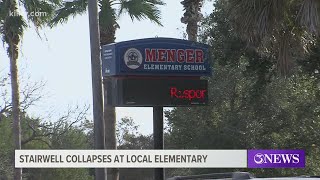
[0,0,214,135]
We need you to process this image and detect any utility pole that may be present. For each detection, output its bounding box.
[153,106,164,180]
[87,0,106,179]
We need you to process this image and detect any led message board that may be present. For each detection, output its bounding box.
[102,38,212,77]
[106,78,208,107]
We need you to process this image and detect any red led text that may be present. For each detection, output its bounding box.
[170,87,207,100]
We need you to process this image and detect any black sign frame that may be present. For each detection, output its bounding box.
[106,78,208,107]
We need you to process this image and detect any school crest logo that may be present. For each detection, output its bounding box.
[124,48,142,69]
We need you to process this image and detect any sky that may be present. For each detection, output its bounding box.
[0,0,214,135]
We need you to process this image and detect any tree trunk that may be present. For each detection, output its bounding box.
[5,1,23,178]
[100,28,116,46]
[181,0,203,42]
[10,42,22,180]
[186,21,198,41]
[100,22,118,180]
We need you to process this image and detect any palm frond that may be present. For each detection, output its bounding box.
[49,0,88,27]
[22,0,61,28]
[4,16,27,40]
[99,0,118,30]
[0,0,8,47]
[229,0,287,44]
[145,0,164,6]
[0,0,26,44]
[297,0,320,36]
[2,15,27,56]
[118,0,164,26]
[0,0,9,21]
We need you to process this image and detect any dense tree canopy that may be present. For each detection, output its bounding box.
[166,0,320,177]
[226,0,320,75]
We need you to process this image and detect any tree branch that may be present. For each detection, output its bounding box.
[21,105,90,146]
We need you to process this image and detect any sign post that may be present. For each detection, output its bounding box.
[101,37,212,180]
[153,106,164,180]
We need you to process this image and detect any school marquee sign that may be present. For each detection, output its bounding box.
[102,38,212,77]
[101,38,212,107]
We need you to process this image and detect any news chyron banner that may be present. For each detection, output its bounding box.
[15,150,305,168]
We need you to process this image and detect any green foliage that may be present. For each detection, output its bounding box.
[50,0,165,30]
[117,117,153,149]
[299,38,320,80]
[115,117,154,179]
[166,0,320,178]
[0,116,14,179]
[50,125,90,149]
[49,0,87,27]
[117,117,138,146]
[0,0,61,48]
[0,113,94,180]
[118,0,164,26]
[99,0,118,31]
[226,0,320,74]
[25,168,93,180]
[22,0,59,28]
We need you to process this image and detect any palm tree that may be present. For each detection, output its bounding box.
[227,0,320,75]
[0,0,59,179]
[180,0,204,41]
[51,0,164,179]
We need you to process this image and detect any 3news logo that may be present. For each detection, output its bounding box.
[248,150,305,168]
[253,153,300,164]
